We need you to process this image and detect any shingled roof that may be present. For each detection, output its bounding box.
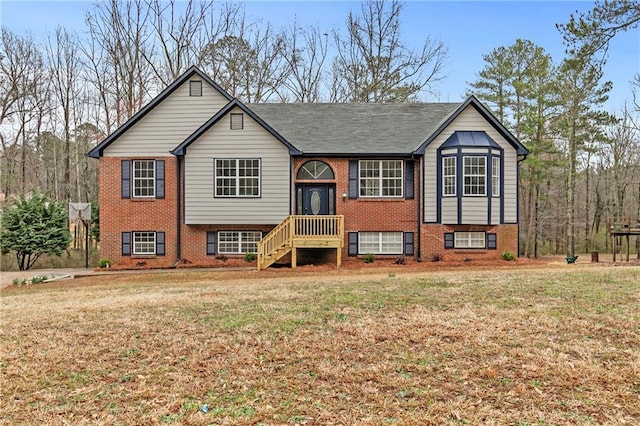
[248,102,461,156]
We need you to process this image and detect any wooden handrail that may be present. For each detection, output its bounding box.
[257,215,344,270]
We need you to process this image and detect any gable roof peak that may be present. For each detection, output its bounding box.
[87,66,232,158]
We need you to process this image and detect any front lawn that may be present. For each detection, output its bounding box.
[1,266,638,424]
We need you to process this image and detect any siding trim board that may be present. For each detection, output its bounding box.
[88,67,232,158]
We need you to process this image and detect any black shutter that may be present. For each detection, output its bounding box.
[404,161,414,199]
[348,160,358,199]
[404,232,414,255]
[444,233,454,249]
[348,232,358,256]
[156,232,165,256]
[122,232,131,256]
[155,160,165,199]
[207,231,217,255]
[487,233,497,250]
[121,160,131,199]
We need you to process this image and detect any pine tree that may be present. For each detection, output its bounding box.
[0,192,71,270]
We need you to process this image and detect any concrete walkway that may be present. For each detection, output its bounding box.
[0,268,94,289]
[1,266,255,289]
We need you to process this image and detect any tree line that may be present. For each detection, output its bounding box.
[1,0,638,258]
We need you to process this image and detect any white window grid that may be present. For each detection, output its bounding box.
[442,157,456,196]
[215,159,260,197]
[298,160,334,180]
[218,231,262,254]
[454,231,485,249]
[133,160,155,198]
[492,157,500,196]
[133,231,156,255]
[463,156,486,196]
[358,232,403,254]
[359,160,403,197]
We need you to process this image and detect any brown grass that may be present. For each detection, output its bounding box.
[1,265,639,425]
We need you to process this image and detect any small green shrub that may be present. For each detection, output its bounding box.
[12,275,48,286]
[501,251,516,261]
[98,258,111,268]
[244,252,257,262]
[363,253,374,263]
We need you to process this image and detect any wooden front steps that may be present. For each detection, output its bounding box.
[257,215,344,270]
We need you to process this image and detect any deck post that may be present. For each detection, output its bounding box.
[291,247,297,268]
[336,247,342,268]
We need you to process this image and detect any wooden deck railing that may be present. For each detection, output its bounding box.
[257,215,344,270]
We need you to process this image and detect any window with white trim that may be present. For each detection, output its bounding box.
[442,156,456,196]
[455,231,485,249]
[463,156,486,196]
[218,231,262,254]
[297,160,334,179]
[358,232,403,254]
[215,158,260,197]
[492,157,500,196]
[133,231,156,255]
[359,160,403,197]
[133,160,155,198]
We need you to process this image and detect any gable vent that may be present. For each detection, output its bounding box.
[189,81,202,97]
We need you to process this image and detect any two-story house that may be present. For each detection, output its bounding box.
[88,67,528,269]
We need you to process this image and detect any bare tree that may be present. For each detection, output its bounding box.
[0,29,48,198]
[84,0,155,128]
[331,0,447,102]
[46,27,84,202]
[200,13,288,102]
[279,23,329,102]
[144,0,223,85]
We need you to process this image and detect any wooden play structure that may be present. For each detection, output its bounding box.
[609,217,640,262]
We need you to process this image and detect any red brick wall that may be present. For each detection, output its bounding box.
[294,157,419,259]
[99,157,178,268]
[180,224,275,264]
[99,155,520,268]
[420,223,519,261]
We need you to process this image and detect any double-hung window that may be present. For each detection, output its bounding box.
[492,157,500,196]
[215,159,260,197]
[359,160,403,197]
[455,231,486,249]
[133,160,155,198]
[442,157,456,196]
[358,232,403,254]
[218,231,262,254]
[133,231,156,255]
[463,157,486,196]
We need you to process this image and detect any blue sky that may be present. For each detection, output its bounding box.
[2,0,638,111]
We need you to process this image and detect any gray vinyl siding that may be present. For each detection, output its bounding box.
[491,197,501,224]
[424,105,520,224]
[424,158,438,221]
[441,198,458,224]
[184,107,290,224]
[502,147,518,222]
[104,81,229,157]
[461,198,489,224]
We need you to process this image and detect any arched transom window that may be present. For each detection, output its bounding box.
[297,160,334,180]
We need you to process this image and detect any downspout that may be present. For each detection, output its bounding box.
[414,154,422,262]
[176,155,182,263]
